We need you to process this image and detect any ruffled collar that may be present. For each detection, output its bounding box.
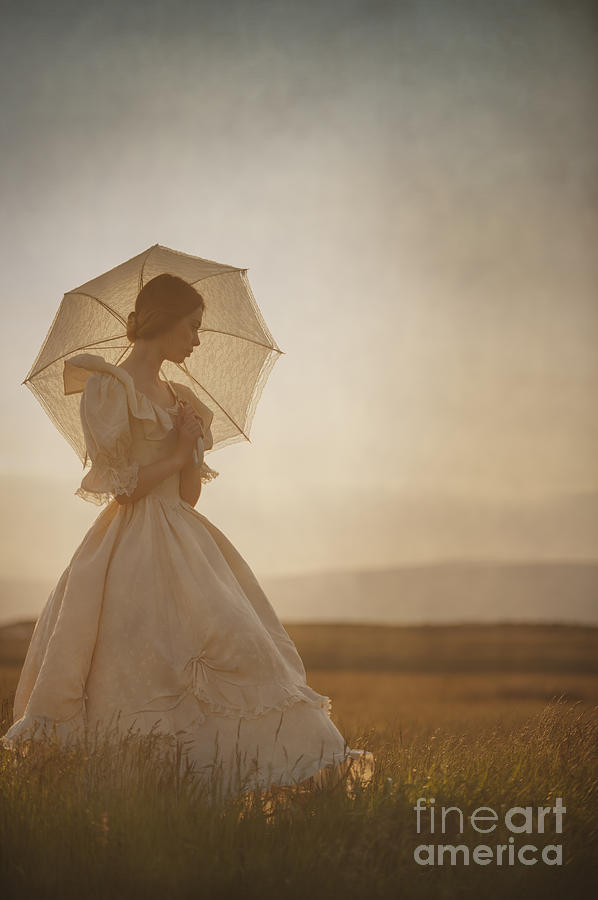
[64,352,215,451]
[64,352,183,440]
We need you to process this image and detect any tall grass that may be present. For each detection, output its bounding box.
[1,695,596,899]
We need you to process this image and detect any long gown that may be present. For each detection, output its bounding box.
[0,353,374,799]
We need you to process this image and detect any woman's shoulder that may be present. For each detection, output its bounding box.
[82,368,129,408]
[65,353,129,398]
[83,369,116,391]
[64,356,132,428]
[80,372,130,436]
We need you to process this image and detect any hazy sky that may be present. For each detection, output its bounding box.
[0,0,596,582]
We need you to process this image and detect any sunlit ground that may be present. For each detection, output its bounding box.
[1,625,596,899]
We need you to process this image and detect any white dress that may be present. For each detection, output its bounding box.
[1,353,374,797]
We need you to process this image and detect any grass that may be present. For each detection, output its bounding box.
[1,625,597,899]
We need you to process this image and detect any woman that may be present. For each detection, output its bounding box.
[0,273,374,799]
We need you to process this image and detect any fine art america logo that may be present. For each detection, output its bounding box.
[413,797,565,866]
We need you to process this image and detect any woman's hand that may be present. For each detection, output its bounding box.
[173,401,204,468]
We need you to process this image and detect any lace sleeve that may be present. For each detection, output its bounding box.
[199,460,219,483]
[75,372,140,506]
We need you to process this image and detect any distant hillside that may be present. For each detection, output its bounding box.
[0,620,35,664]
[284,622,598,674]
[1,561,597,634]
[1,620,597,673]
[262,560,598,625]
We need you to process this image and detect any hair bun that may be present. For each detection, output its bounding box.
[126,310,137,341]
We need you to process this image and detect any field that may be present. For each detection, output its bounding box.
[1,623,597,899]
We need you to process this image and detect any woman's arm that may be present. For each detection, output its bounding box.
[114,453,185,505]
[178,459,203,507]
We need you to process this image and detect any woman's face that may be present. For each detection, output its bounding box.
[161,305,203,363]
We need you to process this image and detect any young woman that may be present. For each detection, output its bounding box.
[1,273,373,799]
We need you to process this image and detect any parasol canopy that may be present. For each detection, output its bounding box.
[23,243,283,467]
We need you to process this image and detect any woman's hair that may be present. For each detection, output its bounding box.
[126,273,205,342]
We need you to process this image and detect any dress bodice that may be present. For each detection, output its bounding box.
[128,410,186,506]
[63,352,219,507]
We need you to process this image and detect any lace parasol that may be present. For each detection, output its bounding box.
[23,243,284,466]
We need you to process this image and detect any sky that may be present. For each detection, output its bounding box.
[0,0,596,584]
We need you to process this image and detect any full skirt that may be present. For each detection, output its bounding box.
[1,496,374,799]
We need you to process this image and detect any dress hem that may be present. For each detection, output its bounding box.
[129,680,332,724]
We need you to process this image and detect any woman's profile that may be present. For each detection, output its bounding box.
[1,273,373,799]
